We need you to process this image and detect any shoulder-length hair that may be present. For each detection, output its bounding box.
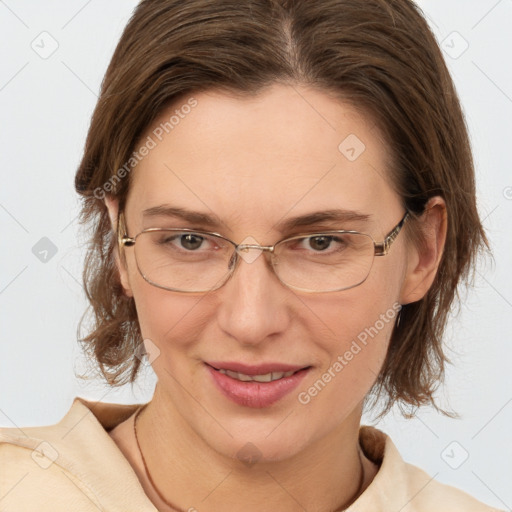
[74,0,489,418]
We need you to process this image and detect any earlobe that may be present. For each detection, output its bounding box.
[103,195,134,298]
[399,197,447,305]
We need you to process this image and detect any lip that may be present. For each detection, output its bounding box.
[206,361,309,375]
[205,363,311,408]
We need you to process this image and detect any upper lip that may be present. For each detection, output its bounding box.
[206,361,311,375]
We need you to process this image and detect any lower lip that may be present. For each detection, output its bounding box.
[205,364,311,408]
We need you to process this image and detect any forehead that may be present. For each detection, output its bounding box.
[126,84,400,234]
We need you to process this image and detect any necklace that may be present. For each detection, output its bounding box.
[133,404,366,512]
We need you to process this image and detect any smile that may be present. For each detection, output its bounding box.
[217,368,299,382]
[205,363,311,408]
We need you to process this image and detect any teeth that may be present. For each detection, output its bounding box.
[218,369,297,382]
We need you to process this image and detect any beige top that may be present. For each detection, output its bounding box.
[0,396,500,512]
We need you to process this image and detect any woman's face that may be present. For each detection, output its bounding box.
[115,84,417,461]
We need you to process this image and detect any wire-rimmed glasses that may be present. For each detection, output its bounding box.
[118,211,409,293]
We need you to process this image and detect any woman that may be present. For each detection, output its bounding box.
[0,0,500,510]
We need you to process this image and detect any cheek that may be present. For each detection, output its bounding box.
[296,292,400,421]
[300,260,403,398]
[313,288,398,368]
[311,249,402,342]
[131,286,214,382]
[127,261,209,353]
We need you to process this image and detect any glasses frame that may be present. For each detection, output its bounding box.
[117,210,410,293]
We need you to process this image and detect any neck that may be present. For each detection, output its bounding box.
[134,385,374,512]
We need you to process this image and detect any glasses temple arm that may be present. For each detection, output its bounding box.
[374,211,410,256]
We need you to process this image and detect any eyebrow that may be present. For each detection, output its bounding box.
[142,204,371,232]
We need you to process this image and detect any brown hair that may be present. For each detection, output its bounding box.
[74,0,489,418]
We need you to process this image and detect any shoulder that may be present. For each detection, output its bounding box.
[0,418,104,510]
[0,397,154,511]
[356,426,502,512]
[401,461,501,512]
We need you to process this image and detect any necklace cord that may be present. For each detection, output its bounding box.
[133,404,366,512]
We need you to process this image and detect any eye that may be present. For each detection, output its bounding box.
[306,235,335,251]
[158,232,215,251]
[297,234,349,252]
[179,233,205,251]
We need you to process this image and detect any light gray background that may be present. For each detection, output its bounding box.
[1,0,511,509]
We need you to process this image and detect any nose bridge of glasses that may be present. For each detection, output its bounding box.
[234,242,275,266]
[236,243,274,252]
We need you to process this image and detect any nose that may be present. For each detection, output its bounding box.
[215,247,291,346]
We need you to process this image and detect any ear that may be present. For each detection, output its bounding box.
[399,196,447,305]
[104,195,133,297]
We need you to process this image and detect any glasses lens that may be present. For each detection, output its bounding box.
[274,232,375,292]
[133,229,375,293]
[134,230,234,292]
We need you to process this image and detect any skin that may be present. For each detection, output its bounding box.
[106,83,447,512]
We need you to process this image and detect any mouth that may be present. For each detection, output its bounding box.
[206,364,310,383]
[205,362,312,408]
[206,360,311,375]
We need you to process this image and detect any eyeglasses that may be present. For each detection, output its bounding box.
[118,211,409,293]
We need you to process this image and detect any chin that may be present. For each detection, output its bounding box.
[200,418,315,465]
